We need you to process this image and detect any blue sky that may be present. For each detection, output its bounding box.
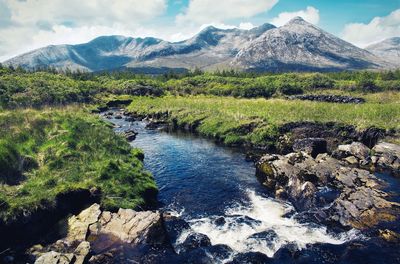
[0,0,399,61]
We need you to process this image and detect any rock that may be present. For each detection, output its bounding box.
[293,138,327,158]
[228,252,272,264]
[345,156,359,165]
[123,129,138,141]
[181,233,211,251]
[379,229,400,243]
[162,212,191,246]
[372,142,400,174]
[90,209,162,244]
[34,251,75,264]
[336,142,370,160]
[256,148,400,229]
[67,204,101,242]
[73,241,91,264]
[288,94,365,104]
[114,115,123,119]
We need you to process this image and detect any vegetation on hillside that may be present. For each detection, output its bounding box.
[1,64,400,109]
[0,107,157,222]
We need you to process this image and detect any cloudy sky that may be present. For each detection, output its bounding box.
[0,0,399,61]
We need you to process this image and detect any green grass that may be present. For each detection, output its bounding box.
[127,95,400,146]
[0,107,157,222]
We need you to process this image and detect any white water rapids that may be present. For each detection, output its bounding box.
[175,190,360,260]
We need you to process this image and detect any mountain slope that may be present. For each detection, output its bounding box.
[3,24,275,72]
[233,17,390,72]
[366,37,400,67]
[3,18,394,72]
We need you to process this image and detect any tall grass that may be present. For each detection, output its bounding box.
[127,95,400,146]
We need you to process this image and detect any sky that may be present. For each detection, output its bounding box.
[0,0,399,61]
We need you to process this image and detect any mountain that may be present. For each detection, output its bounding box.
[3,23,275,72]
[366,37,400,67]
[232,17,391,72]
[3,18,395,72]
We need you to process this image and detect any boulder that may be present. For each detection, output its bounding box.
[73,241,91,264]
[256,148,400,229]
[228,252,272,264]
[34,251,75,264]
[181,233,211,251]
[89,209,162,244]
[123,129,138,141]
[335,142,370,160]
[378,229,400,243]
[293,138,327,158]
[372,142,400,174]
[67,204,101,242]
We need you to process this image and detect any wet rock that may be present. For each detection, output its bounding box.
[67,204,101,242]
[179,245,230,264]
[162,212,191,246]
[181,233,211,251]
[34,251,75,264]
[378,229,400,243]
[256,148,400,229]
[229,252,272,264]
[293,138,327,158]
[146,120,168,130]
[372,142,400,175]
[247,230,278,248]
[288,94,365,104]
[123,129,138,141]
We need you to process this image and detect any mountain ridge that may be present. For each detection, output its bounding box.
[3,18,397,72]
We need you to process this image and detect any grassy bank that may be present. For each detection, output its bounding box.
[0,107,157,222]
[126,95,400,147]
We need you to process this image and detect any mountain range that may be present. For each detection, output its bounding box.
[3,17,399,72]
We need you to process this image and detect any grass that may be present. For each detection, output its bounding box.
[0,107,157,222]
[127,95,400,147]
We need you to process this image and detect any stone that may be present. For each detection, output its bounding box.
[256,146,399,229]
[372,142,400,174]
[293,138,327,158]
[181,233,211,251]
[73,241,91,264]
[345,156,359,165]
[336,142,370,160]
[123,129,138,141]
[91,209,162,244]
[67,204,101,242]
[379,229,400,243]
[34,251,75,264]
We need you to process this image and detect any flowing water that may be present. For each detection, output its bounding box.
[103,111,399,263]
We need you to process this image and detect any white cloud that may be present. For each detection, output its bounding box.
[239,22,255,30]
[270,6,320,27]
[0,0,167,61]
[176,0,278,25]
[342,9,400,47]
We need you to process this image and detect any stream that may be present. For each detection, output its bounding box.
[102,110,398,263]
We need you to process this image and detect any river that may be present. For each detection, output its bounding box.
[102,110,368,263]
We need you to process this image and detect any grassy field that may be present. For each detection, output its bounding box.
[127,95,400,146]
[0,107,157,222]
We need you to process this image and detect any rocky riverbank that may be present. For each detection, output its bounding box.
[256,139,400,230]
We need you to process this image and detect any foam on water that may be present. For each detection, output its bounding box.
[180,190,360,258]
